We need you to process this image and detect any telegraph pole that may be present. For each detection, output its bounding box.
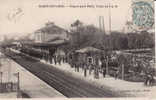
[106,3,112,76]
[109,3,112,35]
[99,16,102,31]
[99,16,106,34]
[102,16,106,34]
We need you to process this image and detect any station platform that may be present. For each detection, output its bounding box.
[0,53,65,98]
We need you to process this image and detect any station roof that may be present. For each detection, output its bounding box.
[29,40,68,47]
[36,23,66,35]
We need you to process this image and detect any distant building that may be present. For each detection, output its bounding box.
[22,22,70,60]
[34,22,69,43]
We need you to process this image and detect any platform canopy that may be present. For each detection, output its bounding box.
[75,46,101,53]
[26,40,68,48]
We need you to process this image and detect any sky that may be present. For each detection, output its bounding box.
[0,0,132,38]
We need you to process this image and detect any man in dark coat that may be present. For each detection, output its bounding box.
[145,72,151,86]
[84,63,87,77]
[54,55,57,65]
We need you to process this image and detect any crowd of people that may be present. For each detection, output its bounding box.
[40,50,155,86]
[9,45,155,86]
[42,51,109,79]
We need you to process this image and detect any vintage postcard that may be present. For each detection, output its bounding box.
[0,0,155,98]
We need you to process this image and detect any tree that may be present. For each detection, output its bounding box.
[70,20,103,50]
[68,20,154,53]
[71,20,83,28]
[127,31,154,49]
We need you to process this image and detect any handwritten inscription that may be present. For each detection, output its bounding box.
[7,8,24,23]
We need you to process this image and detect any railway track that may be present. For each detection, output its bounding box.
[6,51,122,97]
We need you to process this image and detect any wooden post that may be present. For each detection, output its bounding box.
[106,56,109,75]
[16,72,20,98]
[0,72,3,92]
[17,72,20,91]
[0,72,2,84]
[0,61,2,85]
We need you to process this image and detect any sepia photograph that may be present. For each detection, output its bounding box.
[0,0,155,98]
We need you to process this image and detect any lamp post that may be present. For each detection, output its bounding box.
[14,72,20,98]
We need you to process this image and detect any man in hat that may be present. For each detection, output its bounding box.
[101,60,106,78]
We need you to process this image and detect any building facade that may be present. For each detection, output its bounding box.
[34,22,69,43]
